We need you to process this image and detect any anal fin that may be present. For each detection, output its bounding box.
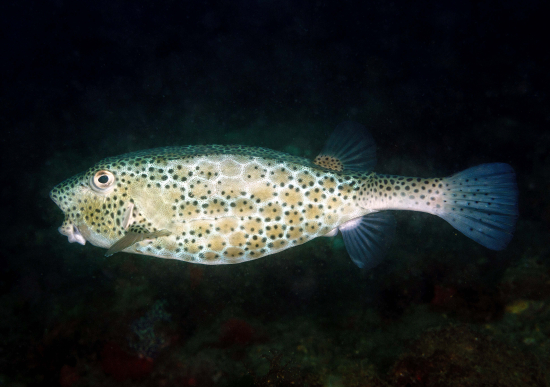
[339,212,395,269]
[105,225,171,257]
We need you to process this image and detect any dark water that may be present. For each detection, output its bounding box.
[1,1,548,386]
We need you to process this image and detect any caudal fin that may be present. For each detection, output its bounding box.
[438,163,518,250]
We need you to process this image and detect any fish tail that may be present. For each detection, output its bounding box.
[437,163,518,250]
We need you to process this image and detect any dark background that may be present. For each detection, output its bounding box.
[1,0,549,386]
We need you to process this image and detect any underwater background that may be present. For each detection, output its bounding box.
[1,0,549,386]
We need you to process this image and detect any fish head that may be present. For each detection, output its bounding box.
[50,163,122,249]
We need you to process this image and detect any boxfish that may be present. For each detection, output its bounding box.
[50,122,518,268]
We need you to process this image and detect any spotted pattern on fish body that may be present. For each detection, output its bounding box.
[51,122,519,268]
[51,145,366,264]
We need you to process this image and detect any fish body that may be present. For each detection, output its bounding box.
[51,122,518,268]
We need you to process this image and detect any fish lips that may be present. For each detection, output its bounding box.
[58,222,87,246]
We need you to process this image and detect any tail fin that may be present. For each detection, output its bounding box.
[438,163,518,250]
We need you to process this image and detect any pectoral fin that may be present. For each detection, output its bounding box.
[105,226,171,257]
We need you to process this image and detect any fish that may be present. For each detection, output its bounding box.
[50,122,518,268]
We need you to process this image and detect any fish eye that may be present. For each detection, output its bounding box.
[91,170,115,192]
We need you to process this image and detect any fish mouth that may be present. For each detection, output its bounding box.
[58,222,87,246]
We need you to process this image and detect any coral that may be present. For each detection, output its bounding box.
[219,318,255,347]
[430,283,504,323]
[100,342,154,382]
[247,351,322,387]
[59,364,80,387]
[387,325,548,387]
[129,300,172,359]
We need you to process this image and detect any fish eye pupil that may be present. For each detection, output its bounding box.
[98,175,109,184]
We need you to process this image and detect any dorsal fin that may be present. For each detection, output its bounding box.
[313,121,376,172]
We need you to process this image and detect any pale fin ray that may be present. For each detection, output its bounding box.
[438,163,518,250]
[339,212,396,269]
[122,203,135,229]
[105,226,171,257]
[314,121,376,172]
